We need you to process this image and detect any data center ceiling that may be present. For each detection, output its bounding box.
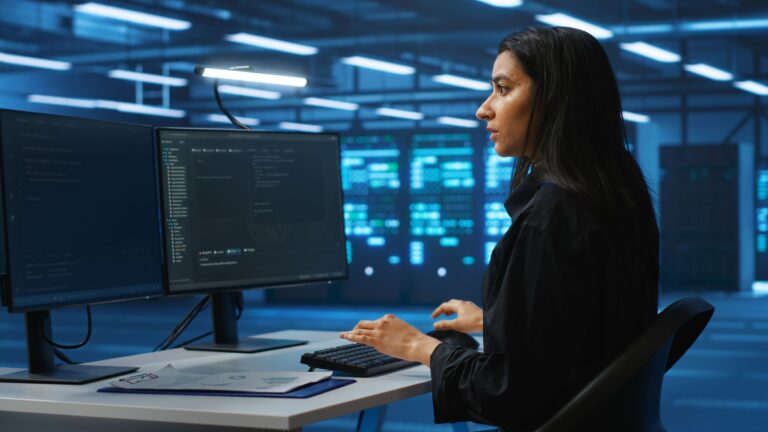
[0,0,766,130]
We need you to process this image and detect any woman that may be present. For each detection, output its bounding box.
[341,27,659,431]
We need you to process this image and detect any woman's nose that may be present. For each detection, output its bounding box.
[476,97,493,121]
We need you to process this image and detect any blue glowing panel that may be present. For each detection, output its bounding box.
[758,169,768,201]
[757,167,768,280]
[338,134,407,303]
[342,137,401,241]
[484,145,515,263]
[407,132,480,303]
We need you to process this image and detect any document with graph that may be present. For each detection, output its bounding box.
[110,364,332,393]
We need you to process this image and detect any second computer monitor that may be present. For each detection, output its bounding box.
[2,110,164,312]
[157,128,348,295]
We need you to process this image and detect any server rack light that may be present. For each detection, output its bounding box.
[475,0,523,7]
[535,13,613,39]
[74,2,191,30]
[622,111,651,123]
[620,42,681,63]
[684,63,734,81]
[734,80,768,96]
[0,52,71,70]
[225,33,318,56]
[303,97,359,111]
[111,102,186,118]
[341,56,415,75]
[195,66,307,87]
[207,114,260,126]
[432,74,492,91]
[437,117,480,128]
[28,95,186,118]
[376,107,424,120]
[28,94,96,108]
[278,122,323,133]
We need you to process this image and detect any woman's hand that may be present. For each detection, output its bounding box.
[431,299,483,333]
[340,314,441,366]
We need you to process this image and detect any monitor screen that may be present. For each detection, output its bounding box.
[0,110,164,312]
[157,128,347,294]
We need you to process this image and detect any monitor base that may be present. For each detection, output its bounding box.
[0,364,139,385]
[184,337,307,353]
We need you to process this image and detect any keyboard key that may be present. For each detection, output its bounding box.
[301,344,419,377]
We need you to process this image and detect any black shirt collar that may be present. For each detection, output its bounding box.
[504,169,543,222]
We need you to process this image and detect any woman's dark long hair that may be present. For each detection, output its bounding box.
[501,27,645,206]
[500,27,659,312]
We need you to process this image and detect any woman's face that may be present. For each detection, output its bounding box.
[476,51,534,157]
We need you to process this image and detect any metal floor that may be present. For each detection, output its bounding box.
[1,291,766,431]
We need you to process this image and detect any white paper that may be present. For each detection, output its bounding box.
[111,364,332,394]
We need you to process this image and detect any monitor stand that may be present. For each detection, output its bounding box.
[184,292,307,353]
[0,310,138,384]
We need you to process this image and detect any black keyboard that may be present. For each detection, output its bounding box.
[301,343,419,377]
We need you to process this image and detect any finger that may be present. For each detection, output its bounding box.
[352,328,376,337]
[353,320,376,330]
[379,313,396,324]
[431,303,457,318]
[340,332,376,346]
[433,319,457,330]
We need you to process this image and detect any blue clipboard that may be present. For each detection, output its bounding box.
[98,377,355,398]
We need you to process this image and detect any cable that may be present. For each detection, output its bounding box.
[235,291,244,319]
[170,331,212,349]
[154,296,210,351]
[154,295,210,351]
[213,78,250,130]
[41,306,92,350]
[170,292,246,349]
[53,348,77,365]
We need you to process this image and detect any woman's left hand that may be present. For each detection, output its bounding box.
[340,314,441,366]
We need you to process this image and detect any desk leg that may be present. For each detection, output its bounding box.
[357,405,387,432]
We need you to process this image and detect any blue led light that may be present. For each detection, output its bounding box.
[758,234,767,253]
[367,237,386,246]
[410,241,425,265]
[439,237,459,247]
[462,256,475,265]
[758,171,768,200]
[342,149,400,158]
[384,219,400,228]
[442,161,472,170]
[388,255,401,264]
[620,24,675,34]
[413,147,473,156]
[682,18,768,32]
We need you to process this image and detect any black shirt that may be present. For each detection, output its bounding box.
[430,170,659,431]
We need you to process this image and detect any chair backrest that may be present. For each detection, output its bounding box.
[534,297,715,432]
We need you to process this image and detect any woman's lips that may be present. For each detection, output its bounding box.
[487,129,498,141]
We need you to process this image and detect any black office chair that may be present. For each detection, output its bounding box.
[529,296,715,432]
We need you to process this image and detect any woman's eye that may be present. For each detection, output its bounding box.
[496,85,508,95]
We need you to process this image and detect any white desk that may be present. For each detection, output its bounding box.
[0,330,437,432]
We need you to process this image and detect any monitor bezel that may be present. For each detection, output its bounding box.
[0,108,166,313]
[155,126,349,297]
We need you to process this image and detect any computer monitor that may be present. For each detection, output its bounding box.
[0,110,164,384]
[157,127,347,352]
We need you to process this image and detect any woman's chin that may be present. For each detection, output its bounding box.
[493,142,515,158]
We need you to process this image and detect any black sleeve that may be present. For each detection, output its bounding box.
[430,222,604,430]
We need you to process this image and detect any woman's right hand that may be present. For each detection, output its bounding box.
[431,299,483,333]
